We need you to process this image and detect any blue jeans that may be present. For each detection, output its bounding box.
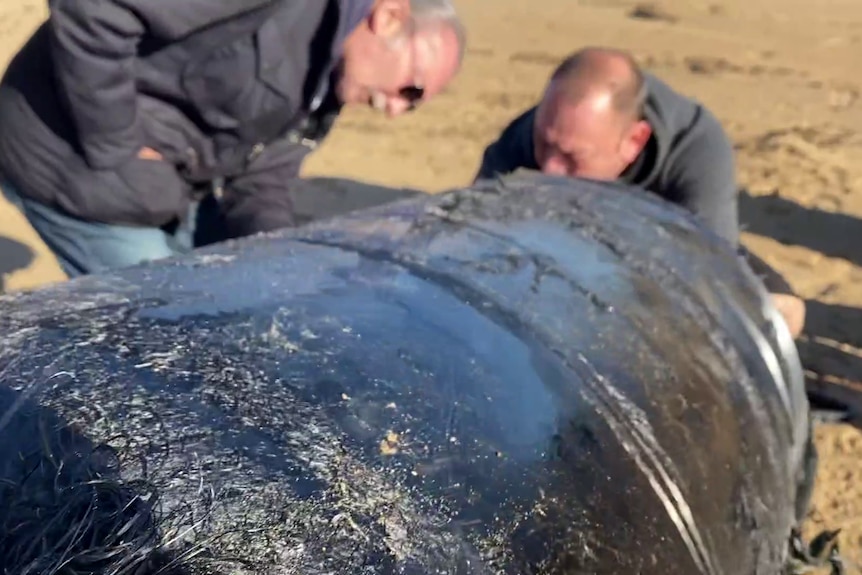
[1,182,226,278]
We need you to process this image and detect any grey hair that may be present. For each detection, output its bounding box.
[410,0,467,70]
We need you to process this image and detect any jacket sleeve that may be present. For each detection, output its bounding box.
[664,108,740,247]
[46,0,272,170]
[472,107,538,184]
[473,138,508,182]
[218,138,313,238]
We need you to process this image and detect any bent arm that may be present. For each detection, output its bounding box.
[48,0,147,169]
[473,139,509,183]
[472,107,539,184]
[219,140,313,238]
[665,109,740,247]
[47,0,273,170]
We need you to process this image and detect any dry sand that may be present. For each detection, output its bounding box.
[1,0,860,569]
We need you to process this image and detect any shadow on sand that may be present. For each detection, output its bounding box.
[739,189,862,425]
[739,189,862,267]
[0,236,34,293]
[798,301,862,426]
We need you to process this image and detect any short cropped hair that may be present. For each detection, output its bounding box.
[549,47,648,121]
[410,0,467,70]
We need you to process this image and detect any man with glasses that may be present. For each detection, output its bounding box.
[0,0,465,277]
[473,46,807,339]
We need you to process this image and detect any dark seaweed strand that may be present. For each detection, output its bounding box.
[0,406,249,575]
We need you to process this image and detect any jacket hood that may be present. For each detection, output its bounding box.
[333,0,375,54]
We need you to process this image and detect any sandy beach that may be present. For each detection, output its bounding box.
[1,0,861,568]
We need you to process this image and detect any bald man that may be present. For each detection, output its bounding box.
[474,47,806,338]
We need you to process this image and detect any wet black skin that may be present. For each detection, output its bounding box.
[0,172,811,575]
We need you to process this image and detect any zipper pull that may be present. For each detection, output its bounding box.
[247,142,266,163]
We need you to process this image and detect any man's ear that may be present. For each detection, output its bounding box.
[368,0,411,40]
[620,119,652,164]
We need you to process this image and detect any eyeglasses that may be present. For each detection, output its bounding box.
[399,85,425,111]
[400,19,425,112]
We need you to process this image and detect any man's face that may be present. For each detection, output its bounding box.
[533,84,649,180]
[336,0,460,117]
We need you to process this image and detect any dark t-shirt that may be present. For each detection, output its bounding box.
[474,73,740,246]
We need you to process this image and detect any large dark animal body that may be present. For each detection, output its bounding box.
[0,173,810,574]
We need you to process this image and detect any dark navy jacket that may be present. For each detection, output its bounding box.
[0,0,372,237]
[475,73,740,246]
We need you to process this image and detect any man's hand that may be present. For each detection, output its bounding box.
[137,147,163,161]
[771,292,806,339]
